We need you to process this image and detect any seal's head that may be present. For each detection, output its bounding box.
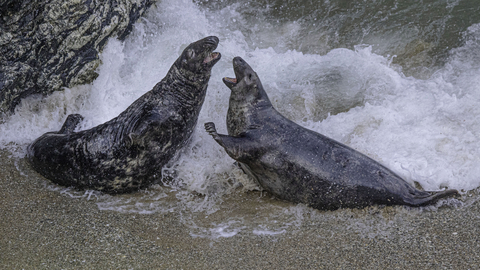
[223,57,272,136]
[223,57,271,106]
[176,36,221,77]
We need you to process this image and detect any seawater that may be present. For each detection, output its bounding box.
[2,0,480,238]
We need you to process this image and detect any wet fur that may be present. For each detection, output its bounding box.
[205,57,458,210]
[27,36,221,193]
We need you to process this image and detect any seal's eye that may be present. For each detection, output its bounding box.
[187,49,195,59]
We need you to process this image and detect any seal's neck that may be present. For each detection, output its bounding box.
[159,64,210,106]
[227,92,273,136]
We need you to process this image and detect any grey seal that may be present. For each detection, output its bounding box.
[27,36,221,193]
[205,57,458,210]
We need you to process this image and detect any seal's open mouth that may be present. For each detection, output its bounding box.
[224,77,237,83]
[223,57,251,89]
[204,52,221,64]
[223,77,237,88]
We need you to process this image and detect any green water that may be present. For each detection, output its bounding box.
[197,0,480,77]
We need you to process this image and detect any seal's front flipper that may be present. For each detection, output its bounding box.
[205,122,228,148]
[407,189,459,206]
[205,122,221,139]
[59,114,84,134]
[204,122,254,161]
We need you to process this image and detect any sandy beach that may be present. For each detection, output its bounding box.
[2,0,480,269]
[1,148,479,269]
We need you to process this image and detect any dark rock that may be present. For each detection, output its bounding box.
[0,0,155,113]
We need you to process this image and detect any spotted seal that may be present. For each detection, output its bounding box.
[205,57,457,210]
[27,36,221,193]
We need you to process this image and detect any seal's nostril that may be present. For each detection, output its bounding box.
[204,36,219,48]
[211,36,219,44]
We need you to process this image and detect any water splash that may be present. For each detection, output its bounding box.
[1,0,480,237]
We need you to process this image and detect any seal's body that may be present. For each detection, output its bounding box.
[205,57,457,210]
[28,36,221,193]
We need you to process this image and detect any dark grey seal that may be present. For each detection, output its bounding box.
[27,36,221,193]
[205,57,458,210]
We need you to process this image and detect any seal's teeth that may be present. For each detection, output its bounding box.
[224,77,237,83]
[204,52,220,63]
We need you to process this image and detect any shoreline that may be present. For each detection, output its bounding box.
[1,149,479,269]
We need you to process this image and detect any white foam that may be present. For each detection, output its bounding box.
[252,228,287,236]
[1,0,480,235]
[189,220,246,239]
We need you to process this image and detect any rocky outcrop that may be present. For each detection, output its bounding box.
[0,0,155,113]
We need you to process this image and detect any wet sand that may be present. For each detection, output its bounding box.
[1,148,479,269]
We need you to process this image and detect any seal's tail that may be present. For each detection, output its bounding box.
[407,189,459,207]
[59,114,84,134]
